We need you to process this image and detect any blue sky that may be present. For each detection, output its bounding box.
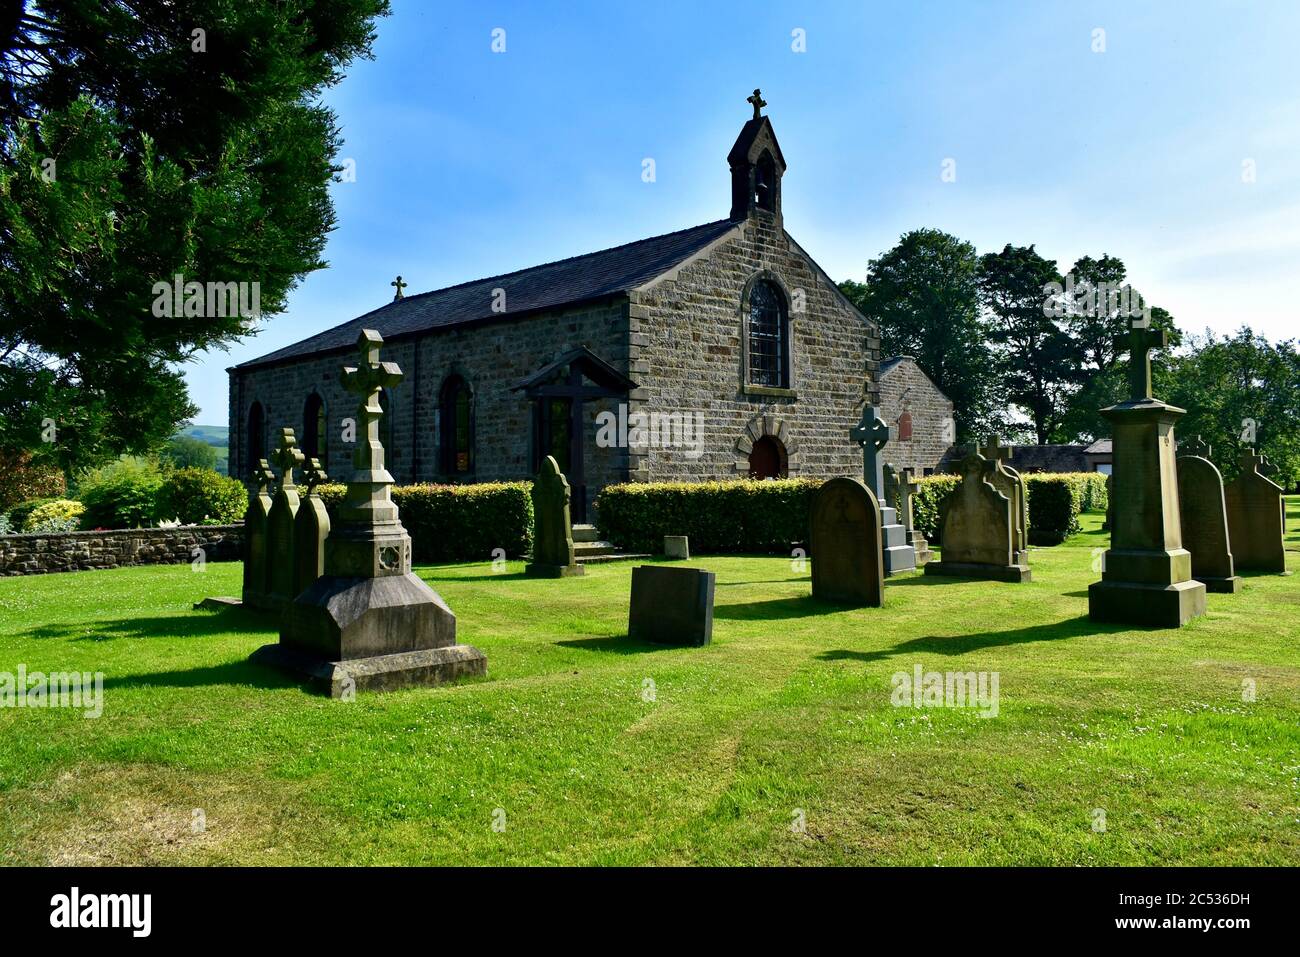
[187,0,1300,423]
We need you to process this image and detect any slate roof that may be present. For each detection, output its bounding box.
[238,218,738,369]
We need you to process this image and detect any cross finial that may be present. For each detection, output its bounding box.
[253,458,276,494]
[1239,447,1265,473]
[1179,435,1211,459]
[303,457,329,493]
[391,275,407,301]
[341,329,404,473]
[980,436,1012,463]
[1117,318,1167,401]
[747,88,767,120]
[849,405,890,496]
[270,428,304,490]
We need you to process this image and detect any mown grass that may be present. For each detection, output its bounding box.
[0,503,1297,865]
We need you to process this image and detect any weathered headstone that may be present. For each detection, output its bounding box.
[1088,322,1206,626]
[981,437,1029,564]
[849,406,915,576]
[810,476,884,606]
[241,459,276,609]
[1176,439,1241,593]
[256,329,487,696]
[924,452,1030,582]
[899,467,931,566]
[526,455,584,577]
[664,535,690,560]
[1225,448,1288,574]
[265,428,304,611]
[293,457,331,599]
[628,565,715,645]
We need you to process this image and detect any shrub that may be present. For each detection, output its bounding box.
[0,450,66,513]
[6,497,58,530]
[76,457,165,529]
[317,482,532,562]
[22,498,85,532]
[158,468,247,525]
[0,512,11,535]
[1024,475,1082,545]
[595,479,822,554]
[912,474,959,543]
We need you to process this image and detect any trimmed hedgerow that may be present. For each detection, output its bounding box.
[914,470,1107,546]
[595,479,822,554]
[314,481,532,563]
[911,475,959,543]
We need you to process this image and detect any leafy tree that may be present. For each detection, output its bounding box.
[840,229,1001,442]
[161,433,218,471]
[977,244,1073,444]
[1163,327,1300,490]
[0,0,389,475]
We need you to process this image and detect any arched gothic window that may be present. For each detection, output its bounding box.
[747,280,789,389]
[247,401,265,470]
[439,375,474,475]
[302,393,327,463]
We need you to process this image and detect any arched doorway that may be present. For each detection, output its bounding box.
[748,435,788,479]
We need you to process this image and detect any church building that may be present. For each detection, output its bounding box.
[228,94,880,520]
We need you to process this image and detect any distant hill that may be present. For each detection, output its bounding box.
[174,425,229,476]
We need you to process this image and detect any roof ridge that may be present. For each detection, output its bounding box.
[389,217,733,306]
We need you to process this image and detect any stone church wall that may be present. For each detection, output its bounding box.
[628,217,879,482]
[878,358,955,475]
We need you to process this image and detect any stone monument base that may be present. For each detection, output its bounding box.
[881,506,917,577]
[1197,575,1243,594]
[1088,579,1207,628]
[195,596,243,610]
[282,573,459,658]
[250,641,486,698]
[525,562,585,578]
[924,561,1031,583]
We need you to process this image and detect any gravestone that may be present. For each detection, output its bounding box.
[810,476,884,606]
[849,406,915,576]
[1088,323,1206,627]
[526,455,584,577]
[1176,438,1241,593]
[256,329,487,696]
[883,463,901,513]
[981,437,1029,563]
[899,467,931,565]
[628,565,715,645]
[664,536,690,560]
[265,429,304,611]
[924,452,1030,582]
[1225,448,1288,574]
[241,459,276,610]
[293,457,331,599]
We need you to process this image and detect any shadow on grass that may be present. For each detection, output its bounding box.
[22,606,277,643]
[714,595,856,620]
[101,657,300,692]
[819,614,1124,664]
[553,635,672,655]
[428,571,532,582]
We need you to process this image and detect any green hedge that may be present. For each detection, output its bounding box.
[316,481,532,562]
[595,479,822,554]
[913,470,1108,547]
[5,497,59,530]
[158,468,247,525]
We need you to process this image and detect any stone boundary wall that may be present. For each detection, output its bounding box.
[0,526,244,577]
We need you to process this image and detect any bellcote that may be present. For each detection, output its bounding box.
[728,89,787,223]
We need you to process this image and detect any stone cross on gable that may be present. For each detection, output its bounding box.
[979,436,1013,464]
[271,428,304,490]
[342,329,404,474]
[1118,319,1168,401]
[747,88,767,119]
[1239,447,1266,474]
[1179,435,1211,459]
[849,405,890,496]
[391,275,407,301]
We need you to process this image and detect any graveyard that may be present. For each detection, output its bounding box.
[1,499,1297,866]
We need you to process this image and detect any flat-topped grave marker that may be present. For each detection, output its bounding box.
[628,565,715,646]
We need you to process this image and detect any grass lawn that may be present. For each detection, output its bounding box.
[1,503,1298,866]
